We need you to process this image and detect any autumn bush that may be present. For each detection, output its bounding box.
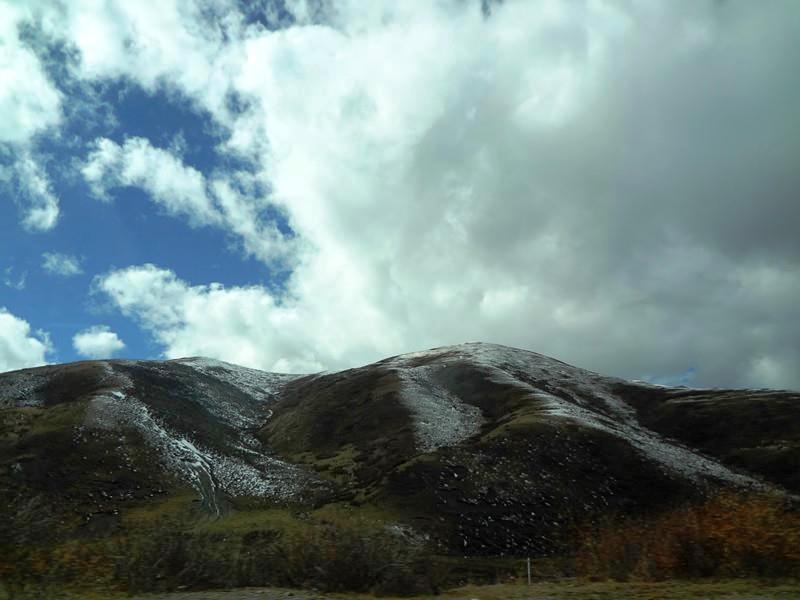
[0,532,119,597]
[575,491,800,580]
[2,506,447,596]
[271,518,445,594]
[111,514,446,595]
[114,520,240,592]
[0,492,121,596]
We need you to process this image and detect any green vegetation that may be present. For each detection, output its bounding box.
[1,493,449,596]
[4,489,799,597]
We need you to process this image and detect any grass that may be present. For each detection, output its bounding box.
[0,401,88,440]
[437,580,800,599]
[121,489,200,525]
[194,505,304,534]
[191,498,403,536]
[4,580,800,599]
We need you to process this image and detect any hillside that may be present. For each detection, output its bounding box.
[1,343,799,592]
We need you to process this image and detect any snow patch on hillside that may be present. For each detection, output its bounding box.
[540,394,759,486]
[0,369,51,408]
[494,372,759,487]
[453,343,639,424]
[384,350,487,452]
[129,360,266,430]
[85,388,224,514]
[82,361,305,511]
[174,357,301,403]
[393,364,484,452]
[387,343,761,486]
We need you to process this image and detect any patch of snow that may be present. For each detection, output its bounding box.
[388,342,640,425]
[504,376,759,487]
[174,357,301,403]
[0,369,51,408]
[82,361,307,511]
[136,360,265,430]
[386,343,763,487]
[83,375,221,514]
[206,450,305,498]
[630,379,670,388]
[387,363,484,452]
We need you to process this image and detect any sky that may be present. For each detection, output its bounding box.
[0,0,798,389]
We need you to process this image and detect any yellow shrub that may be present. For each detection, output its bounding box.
[575,491,800,580]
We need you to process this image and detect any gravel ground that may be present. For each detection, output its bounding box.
[128,590,331,600]
[5,581,797,600]
[125,581,800,600]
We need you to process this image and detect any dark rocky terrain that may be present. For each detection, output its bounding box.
[1,342,798,591]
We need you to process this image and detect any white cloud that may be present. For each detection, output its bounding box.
[0,3,61,144]
[0,308,52,373]
[97,265,350,373]
[3,267,27,291]
[82,137,219,226]
[22,1,800,388]
[82,137,294,264]
[210,178,295,265]
[40,0,234,117]
[0,5,62,232]
[72,325,125,359]
[6,152,61,232]
[42,252,84,277]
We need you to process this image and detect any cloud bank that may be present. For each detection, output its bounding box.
[8,1,800,388]
[0,3,62,232]
[0,3,61,144]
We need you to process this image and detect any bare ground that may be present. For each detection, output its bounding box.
[4,580,800,599]
[123,580,800,600]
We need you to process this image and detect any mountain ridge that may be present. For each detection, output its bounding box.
[2,342,799,561]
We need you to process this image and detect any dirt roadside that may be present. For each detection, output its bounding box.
[125,580,800,600]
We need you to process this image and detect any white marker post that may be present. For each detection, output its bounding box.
[527,557,531,585]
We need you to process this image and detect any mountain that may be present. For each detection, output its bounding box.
[2,342,799,589]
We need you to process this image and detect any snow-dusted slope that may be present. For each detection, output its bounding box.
[384,341,637,423]
[0,358,315,515]
[3,342,794,534]
[0,367,57,409]
[391,363,484,452]
[381,343,761,486]
[174,357,302,404]
[82,363,306,514]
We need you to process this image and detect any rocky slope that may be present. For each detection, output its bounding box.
[1,342,797,557]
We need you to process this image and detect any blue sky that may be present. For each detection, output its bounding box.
[1,0,798,389]
[2,83,274,364]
